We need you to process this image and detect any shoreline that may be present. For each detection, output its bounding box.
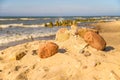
[0,34,55,50]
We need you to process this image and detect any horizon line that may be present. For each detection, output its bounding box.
[0,15,120,17]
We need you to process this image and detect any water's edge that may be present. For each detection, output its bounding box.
[0,35,55,50]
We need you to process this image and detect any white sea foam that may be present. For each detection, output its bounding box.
[0,23,45,28]
[0,32,55,46]
[22,24,45,27]
[0,18,17,21]
[0,26,61,46]
[19,18,37,20]
[0,25,10,28]
[0,23,23,28]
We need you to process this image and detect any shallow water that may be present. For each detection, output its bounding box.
[0,17,72,46]
[0,26,66,46]
[0,35,55,50]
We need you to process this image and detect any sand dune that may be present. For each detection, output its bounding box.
[0,21,120,80]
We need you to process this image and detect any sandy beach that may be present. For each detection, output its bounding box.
[0,21,120,80]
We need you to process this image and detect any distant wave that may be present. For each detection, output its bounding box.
[0,23,45,28]
[0,18,17,21]
[0,23,23,28]
[0,33,55,46]
[0,18,51,21]
[0,26,61,46]
[19,18,37,20]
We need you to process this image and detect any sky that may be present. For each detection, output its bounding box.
[0,0,120,16]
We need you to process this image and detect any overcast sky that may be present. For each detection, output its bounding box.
[0,0,120,16]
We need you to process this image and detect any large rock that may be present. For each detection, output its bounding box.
[55,28,70,42]
[38,42,59,58]
[83,31,106,50]
[78,28,98,38]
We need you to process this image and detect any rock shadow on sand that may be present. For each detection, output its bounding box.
[104,46,114,52]
[58,49,67,53]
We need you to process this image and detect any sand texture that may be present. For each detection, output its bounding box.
[0,21,120,80]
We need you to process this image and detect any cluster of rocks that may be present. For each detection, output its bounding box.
[37,24,106,59]
[44,20,74,27]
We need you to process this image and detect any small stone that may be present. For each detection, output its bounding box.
[58,49,66,53]
[79,49,85,54]
[84,51,91,57]
[16,52,26,60]
[1,52,4,54]
[8,71,11,74]
[32,50,37,55]
[14,66,21,71]
[43,67,49,72]
[0,70,2,72]
[32,64,36,69]
[94,62,101,67]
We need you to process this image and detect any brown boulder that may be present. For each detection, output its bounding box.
[38,42,59,58]
[83,31,106,50]
[55,28,70,42]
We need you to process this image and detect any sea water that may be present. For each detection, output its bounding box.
[0,16,71,49]
[0,16,119,50]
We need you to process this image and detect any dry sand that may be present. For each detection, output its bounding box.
[0,21,120,80]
